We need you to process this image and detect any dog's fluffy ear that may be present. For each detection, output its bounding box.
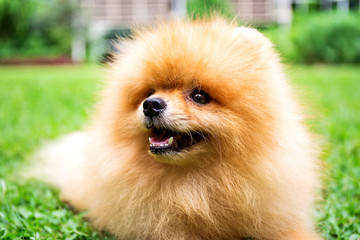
[232,27,272,47]
[233,27,258,36]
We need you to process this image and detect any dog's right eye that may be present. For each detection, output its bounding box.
[190,90,211,105]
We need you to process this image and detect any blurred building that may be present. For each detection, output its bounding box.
[81,0,291,32]
[81,0,172,34]
[75,0,292,62]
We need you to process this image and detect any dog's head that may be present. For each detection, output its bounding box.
[98,19,285,165]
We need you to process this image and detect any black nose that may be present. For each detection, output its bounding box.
[143,98,167,118]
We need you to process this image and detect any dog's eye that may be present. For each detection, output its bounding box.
[190,90,211,104]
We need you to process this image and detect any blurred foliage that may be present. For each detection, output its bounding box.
[187,0,235,20]
[291,12,360,64]
[0,0,80,59]
[262,11,360,64]
[292,0,359,12]
[0,0,35,41]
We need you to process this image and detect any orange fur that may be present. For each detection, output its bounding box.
[34,18,322,239]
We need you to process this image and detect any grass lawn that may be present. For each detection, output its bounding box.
[0,64,359,239]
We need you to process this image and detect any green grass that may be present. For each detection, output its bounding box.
[0,65,113,239]
[0,64,359,239]
[288,65,360,240]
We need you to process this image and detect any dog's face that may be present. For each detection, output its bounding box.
[138,88,212,155]
[101,20,282,165]
[136,84,226,164]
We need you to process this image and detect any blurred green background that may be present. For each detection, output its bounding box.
[1,0,360,64]
[0,0,360,239]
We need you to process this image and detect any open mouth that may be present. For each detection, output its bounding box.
[148,127,206,155]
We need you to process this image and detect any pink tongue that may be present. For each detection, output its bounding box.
[151,136,169,144]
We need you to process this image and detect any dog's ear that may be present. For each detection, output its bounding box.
[233,27,259,36]
[232,27,272,47]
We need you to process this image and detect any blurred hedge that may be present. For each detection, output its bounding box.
[263,12,360,64]
[187,0,235,20]
[291,12,360,64]
[0,0,78,59]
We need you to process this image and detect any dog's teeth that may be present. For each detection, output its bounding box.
[160,144,164,147]
[165,144,168,147]
[149,137,152,143]
[168,137,173,145]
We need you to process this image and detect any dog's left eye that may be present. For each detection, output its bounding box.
[190,90,211,104]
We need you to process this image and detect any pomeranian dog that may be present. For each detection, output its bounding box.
[33,18,322,240]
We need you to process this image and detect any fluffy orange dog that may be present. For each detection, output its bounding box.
[34,19,322,239]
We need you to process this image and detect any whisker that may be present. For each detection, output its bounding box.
[188,130,195,145]
[194,120,223,161]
